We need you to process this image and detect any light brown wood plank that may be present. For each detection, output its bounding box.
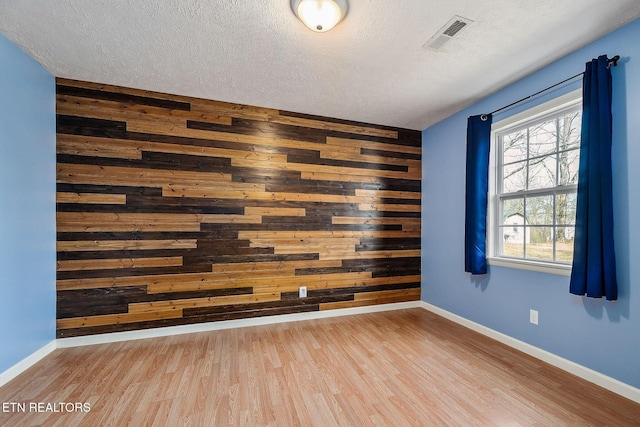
[163,187,377,204]
[359,203,422,212]
[57,212,204,232]
[57,212,261,233]
[319,149,421,168]
[326,136,422,155]
[354,189,422,200]
[58,132,284,164]
[258,274,419,294]
[355,287,421,301]
[249,237,361,248]
[270,115,398,139]
[320,249,421,261]
[211,259,342,273]
[233,158,420,181]
[190,99,279,121]
[57,256,183,271]
[300,171,381,184]
[128,292,281,314]
[57,239,198,252]
[200,214,262,224]
[57,192,127,205]
[272,245,356,255]
[243,207,306,216]
[151,271,377,294]
[57,163,232,187]
[57,94,232,126]
[57,309,184,329]
[57,134,143,159]
[332,216,421,226]
[163,182,267,195]
[238,230,418,240]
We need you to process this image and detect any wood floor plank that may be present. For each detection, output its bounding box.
[4,308,639,426]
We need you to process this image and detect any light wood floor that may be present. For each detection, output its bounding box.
[1,308,639,426]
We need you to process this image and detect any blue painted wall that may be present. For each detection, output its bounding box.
[422,18,640,388]
[0,33,56,373]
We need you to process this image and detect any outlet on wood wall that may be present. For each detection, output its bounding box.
[55,78,422,338]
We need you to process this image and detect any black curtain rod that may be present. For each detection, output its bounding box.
[484,55,620,118]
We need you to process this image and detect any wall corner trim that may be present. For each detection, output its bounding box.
[419,301,640,404]
[0,341,57,388]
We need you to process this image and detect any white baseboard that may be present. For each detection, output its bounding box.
[419,301,640,404]
[0,340,57,388]
[57,301,422,348]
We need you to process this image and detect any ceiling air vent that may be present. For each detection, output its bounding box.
[423,15,474,50]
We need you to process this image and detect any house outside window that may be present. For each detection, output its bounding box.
[488,90,581,276]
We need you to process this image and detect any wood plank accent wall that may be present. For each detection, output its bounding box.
[55,78,422,337]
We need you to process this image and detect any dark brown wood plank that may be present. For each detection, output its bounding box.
[56,84,192,111]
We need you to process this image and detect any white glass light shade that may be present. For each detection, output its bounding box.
[291,0,348,33]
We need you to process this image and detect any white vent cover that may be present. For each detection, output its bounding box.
[423,15,474,50]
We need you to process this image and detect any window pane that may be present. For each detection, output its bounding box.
[556,193,577,225]
[528,119,557,158]
[558,148,580,185]
[556,227,575,263]
[503,162,526,193]
[501,226,524,258]
[526,226,553,261]
[559,110,582,151]
[528,155,556,190]
[502,198,524,222]
[525,195,553,225]
[502,129,528,164]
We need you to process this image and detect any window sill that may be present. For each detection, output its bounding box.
[487,257,571,276]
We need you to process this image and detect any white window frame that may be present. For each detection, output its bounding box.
[487,89,582,276]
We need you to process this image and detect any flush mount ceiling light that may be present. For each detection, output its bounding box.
[291,0,348,33]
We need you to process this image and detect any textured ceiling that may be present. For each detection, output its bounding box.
[1,0,639,130]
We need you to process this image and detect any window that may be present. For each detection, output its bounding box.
[488,90,581,275]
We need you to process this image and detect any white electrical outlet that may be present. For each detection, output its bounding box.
[299,286,307,298]
[530,309,539,325]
